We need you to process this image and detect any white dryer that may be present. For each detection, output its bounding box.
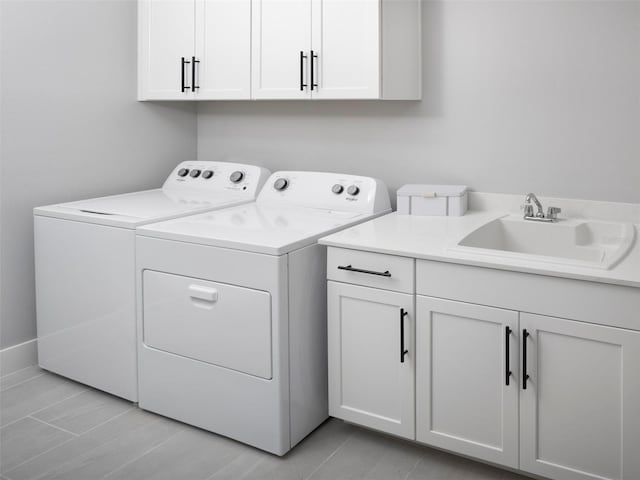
[34,161,270,401]
[135,171,391,455]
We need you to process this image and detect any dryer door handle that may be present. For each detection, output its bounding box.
[188,285,218,303]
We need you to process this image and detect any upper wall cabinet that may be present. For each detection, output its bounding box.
[138,0,251,100]
[139,0,420,101]
[252,0,421,100]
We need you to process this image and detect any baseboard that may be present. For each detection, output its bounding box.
[0,339,38,376]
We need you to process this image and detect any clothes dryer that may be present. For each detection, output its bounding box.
[135,171,390,454]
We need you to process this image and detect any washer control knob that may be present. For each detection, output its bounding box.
[178,168,189,177]
[347,185,360,196]
[332,184,344,195]
[190,169,202,178]
[202,170,214,179]
[230,171,244,183]
[273,178,289,191]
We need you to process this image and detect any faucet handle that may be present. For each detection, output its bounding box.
[521,203,534,217]
[547,206,561,220]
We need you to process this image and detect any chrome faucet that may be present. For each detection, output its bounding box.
[522,193,561,222]
[525,193,544,218]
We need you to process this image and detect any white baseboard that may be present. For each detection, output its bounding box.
[0,339,38,376]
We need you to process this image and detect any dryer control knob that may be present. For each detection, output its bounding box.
[190,169,202,178]
[347,185,360,196]
[178,168,189,177]
[202,170,214,179]
[274,178,289,191]
[332,184,344,194]
[230,171,244,183]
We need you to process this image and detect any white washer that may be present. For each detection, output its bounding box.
[135,171,391,455]
[34,161,270,401]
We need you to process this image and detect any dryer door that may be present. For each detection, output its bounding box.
[143,270,272,379]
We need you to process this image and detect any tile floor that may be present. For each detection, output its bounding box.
[1,367,530,480]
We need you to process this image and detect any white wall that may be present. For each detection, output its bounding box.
[0,0,197,350]
[198,0,640,205]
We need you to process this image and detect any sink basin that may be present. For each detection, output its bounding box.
[451,215,636,269]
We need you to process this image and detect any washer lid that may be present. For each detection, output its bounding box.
[137,203,385,255]
[34,189,254,228]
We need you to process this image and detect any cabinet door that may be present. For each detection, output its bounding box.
[194,0,251,99]
[251,0,312,99]
[520,313,640,480]
[416,296,519,468]
[328,281,414,439]
[310,0,380,99]
[139,0,196,100]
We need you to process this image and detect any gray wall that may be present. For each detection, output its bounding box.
[2,0,639,351]
[198,0,640,205]
[0,0,197,349]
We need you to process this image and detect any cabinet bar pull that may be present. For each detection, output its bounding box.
[310,50,318,91]
[400,308,409,363]
[191,56,200,92]
[181,57,190,92]
[522,329,530,389]
[300,51,308,91]
[505,326,512,386]
[337,265,391,277]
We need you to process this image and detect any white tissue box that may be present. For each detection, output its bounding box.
[397,185,468,216]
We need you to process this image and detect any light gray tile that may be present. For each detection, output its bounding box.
[4,408,164,480]
[0,370,530,480]
[37,416,183,480]
[209,419,356,480]
[0,417,73,474]
[0,367,45,392]
[407,447,531,480]
[105,427,249,480]
[499,470,530,480]
[204,446,266,480]
[465,462,522,480]
[308,427,424,480]
[0,374,87,427]
[32,390,132,435]
[407,447,474,480]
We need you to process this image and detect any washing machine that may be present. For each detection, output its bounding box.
[135,171,391,455]
[34,161,270,401]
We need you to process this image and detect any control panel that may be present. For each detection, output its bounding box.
[258,171,391,214]
[163,161,270,198]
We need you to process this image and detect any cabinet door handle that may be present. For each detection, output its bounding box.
[400,308,409,363]
[181,57,191,92]
[300,51,308,91]
[505,326,512,386]
[522,329,530,389]
[337,265,391,277]
[191,56,200,92]
[310,50,318,91]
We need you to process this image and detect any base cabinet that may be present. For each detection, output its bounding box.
[520,313,640,480]
[327,281,414,439]
[326,247,640,480]
[416,296,519,468]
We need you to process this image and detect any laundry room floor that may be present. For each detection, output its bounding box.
[1,367,528,480]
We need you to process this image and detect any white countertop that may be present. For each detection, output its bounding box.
[319,194,640,289]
